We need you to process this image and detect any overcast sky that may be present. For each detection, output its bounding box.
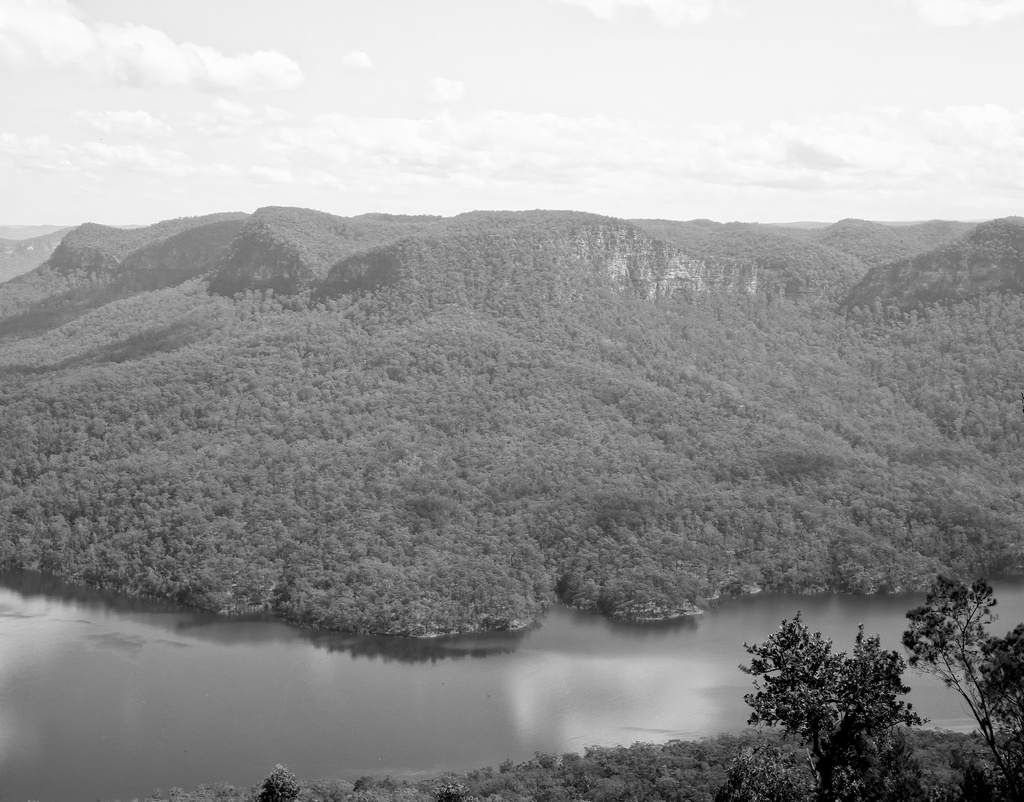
[1,0,1022,225]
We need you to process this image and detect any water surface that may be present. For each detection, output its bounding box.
[2,570,1022,802]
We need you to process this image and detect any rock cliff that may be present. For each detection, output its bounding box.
[319,214,757,304]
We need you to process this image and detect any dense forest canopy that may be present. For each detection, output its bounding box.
[0,208,1021,636]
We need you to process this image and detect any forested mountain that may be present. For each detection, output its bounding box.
[1,208,1022,636]
[804,218,973,267]
[845,216,1024,309]
[0,214,248,341]
[209,207,443,295]
[0,228,70,283]
[320,212,758,303]
[630,218,865,298]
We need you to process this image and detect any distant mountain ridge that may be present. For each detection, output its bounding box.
[0,225,70,240]
[46,213,249,277]
[319,213,759,305]
[0,228,71,283]
[845,216,1024,309]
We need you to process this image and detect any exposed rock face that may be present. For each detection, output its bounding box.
[566,223,757,297]
[320,216,757,303]
[844,217,1024,310]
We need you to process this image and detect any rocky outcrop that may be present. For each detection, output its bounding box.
[208,207,442,296]
[566,223,757,298]
[844,217,1024,310]
[320,216,757,304]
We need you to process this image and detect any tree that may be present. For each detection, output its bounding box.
[903,576,1024,802]
[256,764,300,802]
[741,613,923,801]
[715,740,815,802]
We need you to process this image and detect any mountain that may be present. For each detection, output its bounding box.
[0,207,1021,637]
[631,218,865,298]
[46,213,248,278]
[320,211,758,305]
[0,225,70,240]
[804,218,974,268]
[0,229,71,283]
[844,217,1024,309]
[208,207,443,296]
[0,214,248,341]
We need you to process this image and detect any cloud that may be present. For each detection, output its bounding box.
[904,0,1024,24]
[0,0,303,91]
[255,103,1024,211]
[342,50,373,69]
[546,0,730,25]
[6,102,1023,220]
[250,166,293,183]
[74,110,173,137]
[426,76,466,104]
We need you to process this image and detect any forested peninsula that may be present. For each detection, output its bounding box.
[1,208,1022,636]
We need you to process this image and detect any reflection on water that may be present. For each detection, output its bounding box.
[1,569,1023,802]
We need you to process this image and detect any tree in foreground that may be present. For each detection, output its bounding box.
[903,576,1024,802]
[738,613,923,801]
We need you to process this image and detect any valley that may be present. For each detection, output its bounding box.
[1,208,1021,637]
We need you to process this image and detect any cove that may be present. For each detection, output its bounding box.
[2,571,1023,802]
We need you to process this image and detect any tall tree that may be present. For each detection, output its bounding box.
[742,613,923,801]
[904,577,1024,802]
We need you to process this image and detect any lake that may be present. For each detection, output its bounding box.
[2,570,1023,802]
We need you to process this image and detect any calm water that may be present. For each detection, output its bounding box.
[2,570,1023,802]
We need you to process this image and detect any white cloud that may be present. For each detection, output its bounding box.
[74,109,173,137]
[904,0,1024,24]
[0,0,303,91]
[253,103,1024,211]
[5,102,1023,220]
[426,76,466,104]
[342,50,373,69]
[250,166,293,183]
[547,0,730,25]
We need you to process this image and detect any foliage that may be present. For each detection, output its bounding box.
[741,614,922,800]
[845,217,1024,310]
[904,577,1024,801]
[135,730,1000,802]
[714,740,815,801]
[2,209,1023,636]
[256,765,300,802]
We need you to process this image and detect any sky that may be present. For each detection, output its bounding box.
[1,0,1023,225]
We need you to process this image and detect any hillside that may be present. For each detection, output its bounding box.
[806,218,974,267]
[0,215,248,342]
[47,213,248,277]
[0,228,71,283]
[209,207,444,295]
[845,216,1024,309]
[320,212,758,304]
[0,208,1022,636]
[630,218,864,298]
